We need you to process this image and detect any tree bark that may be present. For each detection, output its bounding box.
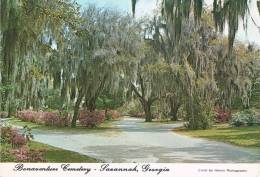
[87,97,96,112]
[53,71,61,90]
[131,80,157,122]
[169,98,181,121]
[71,93,84,128]
[143,101,152,122]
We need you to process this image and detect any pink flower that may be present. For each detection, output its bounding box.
[16,110,71,127]
[12,133,27,147]
[79,110,105,128]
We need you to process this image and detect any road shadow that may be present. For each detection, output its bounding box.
[81,144,260,163]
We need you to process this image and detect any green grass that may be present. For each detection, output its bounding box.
[6,118,45,129]
[30,141,99,162]
[174,124,260,148]
[1,141,99,162]
[5,118,116,132]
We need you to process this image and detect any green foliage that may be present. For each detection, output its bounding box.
[44,89,64,110]
[132,0,254,51]
[185,99,214,130]
[121,100,144,116]
[96,93,124,110]
[0,143,16,162]
[0,0,82,113]
[230,109,260,127]
[21,126,34,142]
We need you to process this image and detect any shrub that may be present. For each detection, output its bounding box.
[11,134,27,148]
[0,144,16,162]
[10,145,45,162]
[106,110,121,120]
[42,112,61,126]
[17,110,36,122]
[10,146,29,162]
[214,107,231,123]
[1,127,16,144]
[186,100,214,130]
[1,127,27,148]
[78,110,105,128]
[16,110,71,127]
[230,109,259,127]
[0,111,8,118]
[1,126,46,162]
[22,126,34,141]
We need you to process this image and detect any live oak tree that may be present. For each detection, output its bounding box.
[0,0,81,115]
[69,6,142,127]
[132,0,260,51]
[129,44,160,122]
[137,10,257,128]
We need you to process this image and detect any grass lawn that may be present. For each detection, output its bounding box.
[1,141,99,162]
[174,124,260,148]
[4,117,116,132]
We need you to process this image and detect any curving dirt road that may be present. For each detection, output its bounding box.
[31,117,260,162]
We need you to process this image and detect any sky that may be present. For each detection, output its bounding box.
[76,0,260,45]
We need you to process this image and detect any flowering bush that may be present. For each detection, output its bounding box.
[214,107,231,123]
[12,134,27,148]
[106,110,121,120]
[1,126,46,162]
[42,112,62,127]
[17,110,36,122]
[10,145,45,162]
[10,146,29,162]
[1,127,26,147]
[1,127,16,144]
[230,109,259,127]
[16,110,71,127]
[79,110,105,128]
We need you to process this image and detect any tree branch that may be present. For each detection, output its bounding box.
[130,82,143,100]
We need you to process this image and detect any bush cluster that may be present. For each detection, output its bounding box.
[214,107,231,123]
[78,110,105,128]
[1,127,27,148]
[230,109,260,127]
[1,127,45,162]
[10,146,45,162]
[185,100,214,130]
[16,110,71,127]
[105,110,121,120]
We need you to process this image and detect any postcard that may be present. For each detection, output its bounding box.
[1,0,260,177]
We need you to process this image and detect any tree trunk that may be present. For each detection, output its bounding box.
[169,98,181,121]
[87,97,96,112]
[170,106,179,121]
[53,72,61,90]
[143,101,152,122]
[71,94,83,128]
